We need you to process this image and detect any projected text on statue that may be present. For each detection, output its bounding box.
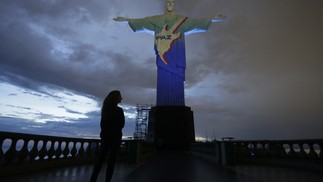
[114,0,226,106]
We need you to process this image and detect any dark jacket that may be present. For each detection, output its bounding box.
[100,106,125,141]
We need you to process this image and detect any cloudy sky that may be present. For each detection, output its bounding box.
[1,0,322,140]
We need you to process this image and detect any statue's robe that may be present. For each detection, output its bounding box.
[129,14,211,106]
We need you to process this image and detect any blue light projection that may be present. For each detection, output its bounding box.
[113,0,226,106]
[128,16,212,106]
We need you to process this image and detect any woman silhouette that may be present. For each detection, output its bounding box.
[90,90,125,182]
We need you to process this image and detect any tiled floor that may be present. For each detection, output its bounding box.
[2,152,323,182]
[1,162,141,182]
[227,164,323,182]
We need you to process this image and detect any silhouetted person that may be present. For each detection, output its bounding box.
[90,90,125,182]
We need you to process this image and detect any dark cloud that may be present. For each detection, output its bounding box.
[1,0,323,140]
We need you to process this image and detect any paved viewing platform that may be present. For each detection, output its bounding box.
[2,151,323,182]
[1,132,322,182]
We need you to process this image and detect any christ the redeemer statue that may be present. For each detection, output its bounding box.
[114,0,226,106]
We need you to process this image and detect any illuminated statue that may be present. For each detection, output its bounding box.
[114,0,226,106]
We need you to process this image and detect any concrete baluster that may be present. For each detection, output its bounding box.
[17,139,29,162]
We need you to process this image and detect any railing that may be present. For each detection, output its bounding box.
[190,142,221,163]
[233,139,322,160]
[0,131,101,164]
[0,131,154,176]
[191,139,323,172]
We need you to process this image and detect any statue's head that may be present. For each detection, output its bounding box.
[165,0,175,15]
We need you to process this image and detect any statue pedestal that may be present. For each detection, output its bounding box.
[147,106,195,150]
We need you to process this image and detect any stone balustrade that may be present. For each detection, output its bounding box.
[191,139,323,172]
[190,142,221,163]
[0,131,153,176]
[0,131,101,166]
[233,139,322,160]
[2,131,322,175]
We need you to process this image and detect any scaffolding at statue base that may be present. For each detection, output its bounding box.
[133,104,152,140]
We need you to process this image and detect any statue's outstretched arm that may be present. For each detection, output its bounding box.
[113,17,129,22]
[211,15,227,23]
